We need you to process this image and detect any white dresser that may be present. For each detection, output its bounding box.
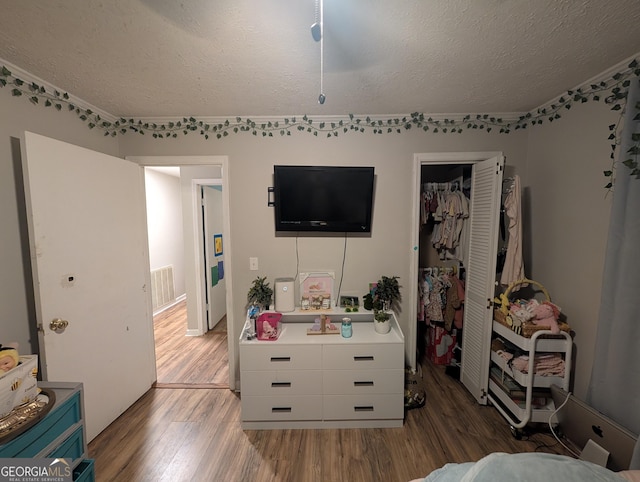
[239,311,405,429]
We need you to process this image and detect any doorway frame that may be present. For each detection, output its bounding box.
[128,155,236,390]
[409,151,502,372]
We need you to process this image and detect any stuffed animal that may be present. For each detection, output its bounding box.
[531,302,561,334]
[493,293,510,315]
[508,314,523,335]
[0,343,19,372]
[510,302,534,325]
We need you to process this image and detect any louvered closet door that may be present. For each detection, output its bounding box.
[460,155,504,404]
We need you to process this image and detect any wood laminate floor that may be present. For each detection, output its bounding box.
[153,300,228,388]
[89,356,573,482]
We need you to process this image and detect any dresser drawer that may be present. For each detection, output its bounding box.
[241,370,322,396]
[0,390,81,458]
[241,395,323,421]
[240,344,321,371]
[323,394,403,420]
[323,369,403,395]
[73,459,95,482]
[47,425,84,463]
[323,344,403,370]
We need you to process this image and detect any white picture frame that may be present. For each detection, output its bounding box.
[299,271,335,310]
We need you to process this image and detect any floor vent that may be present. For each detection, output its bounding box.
[151,265,175,312]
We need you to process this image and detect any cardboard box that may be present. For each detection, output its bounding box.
[0,355,38,417]
[256,312,282,341]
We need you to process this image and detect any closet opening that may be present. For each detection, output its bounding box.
[417,164,472,378]
[409,151,504,404]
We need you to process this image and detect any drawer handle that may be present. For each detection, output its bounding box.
[271,382,292,388]
[354,406,374,412]
[354,381,374,387]
[272,407,292,413]
[270,356,291,362]
[354,356,374,361]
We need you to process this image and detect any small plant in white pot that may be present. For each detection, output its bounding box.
[371,275,401,334]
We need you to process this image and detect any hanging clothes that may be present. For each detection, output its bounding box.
[418,267,464,330]
[419,267,464,366]
[421,183,470,261]
[452,275,465,330]
[500,175,525,285]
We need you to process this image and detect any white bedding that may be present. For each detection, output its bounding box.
[420,452,632,482]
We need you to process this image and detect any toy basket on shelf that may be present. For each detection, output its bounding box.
[493,278,570,337]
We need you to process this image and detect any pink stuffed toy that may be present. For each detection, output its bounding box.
[532,302,560,334]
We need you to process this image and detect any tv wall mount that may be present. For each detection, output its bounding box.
[268,186,275,207]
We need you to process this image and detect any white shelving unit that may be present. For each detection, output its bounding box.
[487,320,573,435]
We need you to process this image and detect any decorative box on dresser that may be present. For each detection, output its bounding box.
[239,310,405,429]
[0,381,94,481]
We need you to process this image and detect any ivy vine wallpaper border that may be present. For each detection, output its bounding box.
[1,59,639,187]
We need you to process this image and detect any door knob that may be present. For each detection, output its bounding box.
[50,318,69,333]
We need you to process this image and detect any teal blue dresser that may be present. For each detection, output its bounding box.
[0,381,94,481]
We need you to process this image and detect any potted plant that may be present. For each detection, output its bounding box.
[247,276,273,312]
[369,275,401,334]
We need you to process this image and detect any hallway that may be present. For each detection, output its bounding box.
[153,300,229,388]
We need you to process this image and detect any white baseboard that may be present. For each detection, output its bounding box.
[152,293,186,317]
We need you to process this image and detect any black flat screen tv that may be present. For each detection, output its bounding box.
[273,165,375,233]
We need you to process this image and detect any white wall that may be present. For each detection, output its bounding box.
[0,91,119,354]
[1,70,621,404]
[119,128,528,386]
[144,168,185,299]
[527,100,615,399]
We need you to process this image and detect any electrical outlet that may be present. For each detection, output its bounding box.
[249,257,259,270]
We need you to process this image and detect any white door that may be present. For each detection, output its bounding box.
[202,184,226,330]
[21,132,156,441]
[459,155,504,404]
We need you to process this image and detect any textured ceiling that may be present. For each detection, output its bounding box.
[1,0,640,118]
